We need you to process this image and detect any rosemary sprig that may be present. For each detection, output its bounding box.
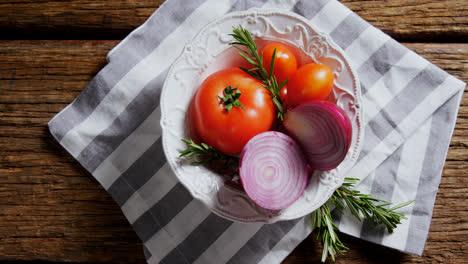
[331,178,414,232]
[179,139,239,170]
[313,177,414,262]
[229,25,287,120]
[179,143,413,262]
[311,203,348,262]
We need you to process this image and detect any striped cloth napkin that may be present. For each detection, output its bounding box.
[48,0,465,263]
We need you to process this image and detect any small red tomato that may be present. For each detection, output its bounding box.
[280,85,287,107]
[287,63,334,106]
[261,42,298,84]
[193,68,276,155]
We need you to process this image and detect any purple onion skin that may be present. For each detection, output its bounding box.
[239,131,308,210]
[283,101,352,171]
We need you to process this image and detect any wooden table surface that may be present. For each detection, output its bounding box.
[0,0,467,263]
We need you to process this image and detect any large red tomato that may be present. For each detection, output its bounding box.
[193,68,275,155]
[261,42,298,84]
[287,63,334,106]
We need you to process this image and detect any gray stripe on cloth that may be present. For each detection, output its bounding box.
[292,0,329,19]
[226,218,301,264]
[228,0,268,12]
[330,12,370,50]
[354,127,376,162]
[367,108,399,141]
[337,40,409,163]
[333,37,411,222]
[107,137,166,207]
[360,219,386,246]
[144,245,152,260]
[78,0,268,185]
[133,183,193,243]
[160,214,233,264]
[331,207,343,227]
[405,91,463,255]
[335,62,449,224]
[358,63,449,161]
[76,69,167,173]
[360,147,403,244]
[358,38,408,94]
[48,69,120,141]
[294,0,365,232]
[48,0,207,141]
[107,0,208,63]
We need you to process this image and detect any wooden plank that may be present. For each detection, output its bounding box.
[0,40,145,263]
[0,40,466,263]
[341,0,468,42]
[0,0,467,41]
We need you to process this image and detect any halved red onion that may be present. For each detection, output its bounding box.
[239,131,308,210]
[283,101,352,171]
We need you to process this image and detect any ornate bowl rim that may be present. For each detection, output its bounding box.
[160,8,363,223]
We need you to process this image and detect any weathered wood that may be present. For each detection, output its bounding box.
[0,0,165,40]
[0,40,466,263]
[341,0,468,42]
[0,0,467,41]
[1,0,467,263]
[0,40,145,263]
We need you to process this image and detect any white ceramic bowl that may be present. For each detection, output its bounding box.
[160,8,363,223]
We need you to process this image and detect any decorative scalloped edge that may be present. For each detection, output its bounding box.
[160,8,364,223]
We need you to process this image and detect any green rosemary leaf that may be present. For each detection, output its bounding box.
[278,78,289,90]
[269,48,277,77]
[238,52,258,66]
[389,200,415,211]
[229,25,285,120]
[314,177,414,262]
[179,139,239,171]
[248,67,260,72]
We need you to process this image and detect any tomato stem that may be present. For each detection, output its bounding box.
[217,85,245,113]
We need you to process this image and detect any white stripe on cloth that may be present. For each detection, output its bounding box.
[121,163,178,224]
[337,170,377,237]
[48,0,465,262]
[344,26,390,70]
[309,0,351,34]
[190,2,361,263]
[258,217,312,264]
[380,116,432,251]
[304,0,387,240]
[348,76,464,184]
[128,1,301,262]
[142,1,356,263]
[363,52,430,125]
[145,200,212,264]
[261,0,298,9]
[331,34,406,237]
[145,1,308,262]
[193,222,265,264]
[58,0,237,158]
[93,106,161,189]
[146,2,403,262]
[343,50,428,209]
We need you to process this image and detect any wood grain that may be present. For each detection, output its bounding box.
[0,40,467,263]
[1,0,467,262]
[0,0,467,41]
[0,40,145,263]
